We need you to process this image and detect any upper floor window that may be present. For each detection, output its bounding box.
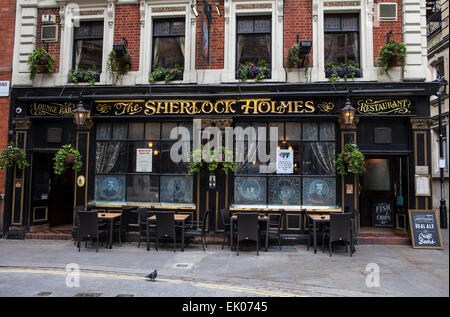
[153,19,185,70]
[236,16,271,76]
[73,21,104,71]
[324,14,359,65]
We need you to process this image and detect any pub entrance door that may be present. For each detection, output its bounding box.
[29,152,75,231]
[360,156,408,228]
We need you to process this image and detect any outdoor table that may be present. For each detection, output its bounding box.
[308,215,330,254]
[98,212,121,249]
[308,214,355,254]
[148,214,190,251]
[230,214,269,252]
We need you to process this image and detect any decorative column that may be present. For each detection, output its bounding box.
[410,118,432,210]
[8,119,32,236]
[339,117,360,214]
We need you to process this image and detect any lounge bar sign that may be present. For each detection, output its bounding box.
[356,98,413,115]
[27,102,75,116]
[93,98,337,116]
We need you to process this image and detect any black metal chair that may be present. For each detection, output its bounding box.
[220,208,233,249]
[73,206,85,245]
[185,210,210,251]
[236,212,259,256]
[137,208,151,249]
[326,212,353,257]
[344,206,359,248]
[115,207,135,246]
[155,211,177,252]
[76,210,107,252]
[263,209,286,250]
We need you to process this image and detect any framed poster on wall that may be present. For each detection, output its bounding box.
[415,174,431,196]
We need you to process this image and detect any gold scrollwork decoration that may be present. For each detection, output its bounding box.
[96,103,112,114]
[317,102,335,113]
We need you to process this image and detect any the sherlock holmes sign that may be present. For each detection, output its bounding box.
[93,99,337,116]
[356,98,413,115]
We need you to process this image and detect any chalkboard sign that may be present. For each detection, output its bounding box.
[372,199,394,227]
[408,210,443,249]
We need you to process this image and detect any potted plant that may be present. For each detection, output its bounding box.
[377,40,406,74]
[69,66,101,86]
[286,43,310,81]
[0,142,29,170]
[237,60,271,83]
[187,147,236,175]
[107,47,131,84]
[149,64,183,83]
[325,60,362,82]
[53,144,82,175]
[27,47,56,80]
[336,143,366,176]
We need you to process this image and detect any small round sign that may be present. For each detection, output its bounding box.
[77,175,86,187]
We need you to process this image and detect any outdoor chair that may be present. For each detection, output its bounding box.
[73,205,85,245]
[75,210,107,253]
[326,212,354,257]
[262,209,286,250]
[155,211,177,252]
[114,206,135,246]
[137,208,154,250]
[236,212,259,256]
[185,210,210,251]
[220,208,234,249]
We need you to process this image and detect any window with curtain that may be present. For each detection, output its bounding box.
[233,122,336,207]
[73,21,104,71]
[152,19,185,73]
[236,16,271,73]
[94,121,193,203]
[324,14,360,66]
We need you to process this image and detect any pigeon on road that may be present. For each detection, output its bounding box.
[146,270,157,281]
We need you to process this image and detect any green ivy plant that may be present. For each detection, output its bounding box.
[69,66,100,86]
[107,47,131,84]
[336,143,366,176]
[27,47,56,80]
[187,147,237,175]
[53,144,82,175]
[149,64,183,83]
[0,142,29,169]
[377,40,406,74]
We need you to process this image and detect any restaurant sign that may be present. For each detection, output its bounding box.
[93,98,337,116]
[356,98,413,115]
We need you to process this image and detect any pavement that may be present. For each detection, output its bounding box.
[0,231,448,297]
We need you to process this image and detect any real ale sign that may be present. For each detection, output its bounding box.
[408,210,443,249]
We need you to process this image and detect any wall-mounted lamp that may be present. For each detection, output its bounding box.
[191,3,199,17]
[148,142,153,148]
[340,98,356,125]
[73,99,88,127]
[154,150,159,156]
[215,2,221,16]
[299,40,312,55]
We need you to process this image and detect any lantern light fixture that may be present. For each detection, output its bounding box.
[340,98,356,125]
[73,99,88,127]
[191,3,199,17]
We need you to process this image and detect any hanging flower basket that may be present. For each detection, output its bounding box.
[27,47,56,80]
[187,147,236,175]
[0,142,30,170]
[53,144,82,175]
[336,144,366,176]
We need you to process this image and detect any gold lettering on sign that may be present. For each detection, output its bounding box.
[317,101,335,113]
[114,102,142,115]
[357,99,412,115]
[29,102,74,116]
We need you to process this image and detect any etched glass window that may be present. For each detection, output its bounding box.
[234,177,267,205]
[160,176,193,203]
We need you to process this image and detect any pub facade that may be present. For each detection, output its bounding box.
[3,0,439,239]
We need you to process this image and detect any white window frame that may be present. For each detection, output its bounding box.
[377,3,397,22]
[223,0,285,83]
[312,0,376,82]
[59,4,111,86]
[140,0,196,84]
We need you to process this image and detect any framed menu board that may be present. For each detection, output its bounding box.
[415,175,431,196]
[408,210,443,249]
